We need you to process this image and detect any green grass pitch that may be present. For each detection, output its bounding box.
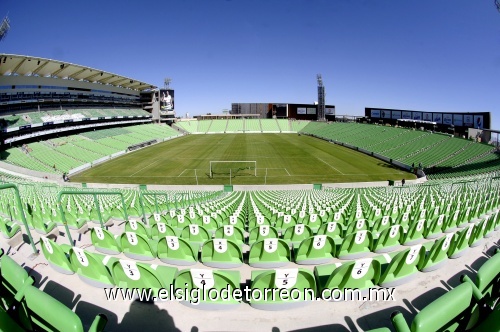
[71,134,416,185]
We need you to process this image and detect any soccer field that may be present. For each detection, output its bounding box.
[71,134,416,185]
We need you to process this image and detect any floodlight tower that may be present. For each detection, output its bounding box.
[164,77,172,89]
[317,74,326,121]
[0,15,10,42]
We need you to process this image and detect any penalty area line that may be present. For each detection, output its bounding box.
[317,158,345,175]
[129,159,160,177]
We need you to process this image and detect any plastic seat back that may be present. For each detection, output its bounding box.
[201,239,243,268]
[157,236,197,266]
[295,235,336,265]
[39,236,74,275]
[391,283,474,332]
[248,238,291,268]
[90,226,121,255]
[338,230,373,259]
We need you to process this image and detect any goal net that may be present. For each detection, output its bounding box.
[209,161,257,178]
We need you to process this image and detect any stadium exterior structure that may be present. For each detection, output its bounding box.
[0,54,174,145]
[364,107,491,140]
[231,102,336,121]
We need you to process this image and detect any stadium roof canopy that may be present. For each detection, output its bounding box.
[0,53,157,91]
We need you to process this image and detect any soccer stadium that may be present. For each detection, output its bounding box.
[0,2,499,332]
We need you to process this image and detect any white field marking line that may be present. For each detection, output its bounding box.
[285,168,291,176]
[317,157,345,175]
[129,159,161,177]
[256,168,288,170]
[88,171,408,178]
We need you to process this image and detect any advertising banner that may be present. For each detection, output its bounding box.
[453,114,463,126]
[432,113,442,124]
[392,110,401,119]
[473,115,483,129]
[160,89,174,111]
[412,112,422,120]
[443,114,453,125]
[402,111,412,119]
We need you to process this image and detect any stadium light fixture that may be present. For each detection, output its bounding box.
[0,15,10,42]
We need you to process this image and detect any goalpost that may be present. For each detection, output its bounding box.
[209,161,257,178]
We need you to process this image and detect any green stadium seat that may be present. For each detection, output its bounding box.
[448,224,474,259]
[247,215,272,230]
[332,211,348,225]
[461,250,500,310]
[156,236,198,266]
[63,211,89,232]
[424,214,445,239]
[69,247,117,288]
[316,222,344,240]
[345,219,369,234]
[248,238,291,268]
[125,219,151,238]
[337,230,373,259]
[371,225,402,253]
[0,217,21,239]
[472,305,500,332]
[197,215,220,234]
[111,259,177,299]
[222,215,246,230]
[400,219,426,246]
[30,213,59,237]
[376,244,425,287]
[444,209,462,233]
[18,285,108,332]
[390,283,475,332]
[167,214,191,232]
[39,236,74,275]
[119,232,157,261]
[248,225,279,245]
[274,214,297,232]
[301,213,323,232]
[493,211,500,231]
[371,216,394,234]
[213,225,245,245]
[88,208,114,227]
[150,222,177,240]
[469,219,488,248]
[90,226,121,255]
[281,224,314,247]
[200,239,243,268]
[179,224,211,250]
[294,235,336,265]
[249,268,316,310]
[174,268,241,309]
[417,233,454,272]
[0,250,34,310]
[314,258,381,299]
[481,214,496,238]
[0,306,24,332]
[457,207,472,228]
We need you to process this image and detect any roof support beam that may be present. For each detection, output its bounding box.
[11,58,27,74]
[32,60,49,75]
[68,68,87,79]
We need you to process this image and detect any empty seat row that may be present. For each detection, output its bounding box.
[0,249,107,331]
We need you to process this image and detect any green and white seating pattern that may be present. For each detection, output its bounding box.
[0,174,499,316]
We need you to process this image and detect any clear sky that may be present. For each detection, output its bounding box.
[2,0,500,129]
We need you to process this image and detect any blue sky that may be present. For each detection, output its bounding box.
[2,0,500,129]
